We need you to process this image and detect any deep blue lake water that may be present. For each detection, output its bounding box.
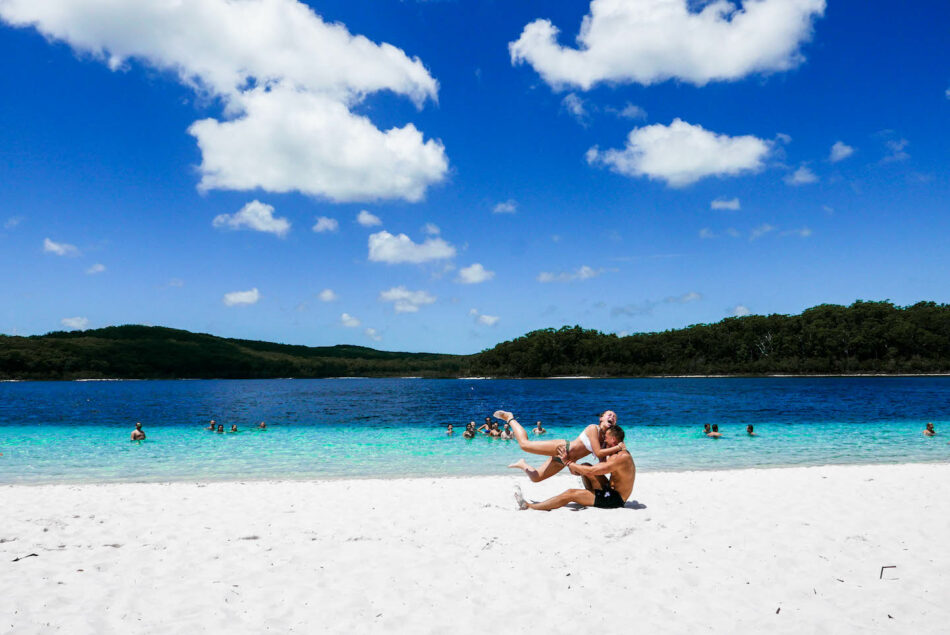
[0,377,947,484]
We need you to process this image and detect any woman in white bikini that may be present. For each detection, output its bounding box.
[494,409,624,482]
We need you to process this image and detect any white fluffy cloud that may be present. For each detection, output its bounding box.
[318,289,338,302]
[357,210,382,227]
[422,222,440,236]
[1,0,448,202]
[85,263,106,275]
[587,119,770,187]
[43,238,79,257]
[313,217,339,233]
[456,263,495,284]
[223,288,260,306]
[784,165,818,185]
[364,327,382,342]
[510,0,826,89]
[710,198,741,210]
[492,200,518,214]
[561,93,589,123]
[732,305,751,317]
[615,103,647,120]
[60,316,89,330]
[538,265,603,283]
[469,308,500,327]
[213,200,290,237]
[829,141,854,163]
[368,230,456,264]
[379,286,436,313]
[341,313,361,327]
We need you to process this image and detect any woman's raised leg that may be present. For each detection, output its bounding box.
[494,411,564,457]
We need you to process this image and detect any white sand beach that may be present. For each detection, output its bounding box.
[3,463,949,634]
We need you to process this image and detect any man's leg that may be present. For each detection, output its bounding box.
[515,487,596,511]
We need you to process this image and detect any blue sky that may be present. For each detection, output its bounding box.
[1,0,948,354]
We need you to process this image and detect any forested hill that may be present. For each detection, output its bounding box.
[0,325,464,379]
[3,301,950,379]
[469,301,950,377]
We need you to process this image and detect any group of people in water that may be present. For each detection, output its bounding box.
[447,416,546,439]
[130,419,268,440]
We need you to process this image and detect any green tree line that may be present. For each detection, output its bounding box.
[3,301,950,380]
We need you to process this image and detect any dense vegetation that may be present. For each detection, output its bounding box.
[0,325,464,379]
[470,301,950,376]
[3,301,950,379]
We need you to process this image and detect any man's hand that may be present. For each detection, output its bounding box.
[567,461,582,475]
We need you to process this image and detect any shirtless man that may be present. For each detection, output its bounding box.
[706,424,722,438]
[514,426,634,511]
[130,422,146,441]
[923,422,936,437]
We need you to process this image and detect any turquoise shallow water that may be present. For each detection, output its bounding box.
[0,377,948,484]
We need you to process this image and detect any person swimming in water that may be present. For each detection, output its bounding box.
[258,421,267,430]
[206,419,217,431]
[707,424,722,438]
[532,421,546,435]
[216,424,224,433]
[746,424,756,436]
[130,422,146,441]
[924,422,936,437]
[500,423,513,440]
[463,421,476,439]
[446,423,454,435]
[500,410,624,483]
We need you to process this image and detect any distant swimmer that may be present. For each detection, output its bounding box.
[130,422,146,441]
[258,421,267,430]
[703,424,711,435]
[707,424,722,439]
[230,424,239,433]
[514,426,634,511]
[924,422,936,437]
[500,423,513,440]
[747,424,756,436]
[463,421,476,439]
[532,421,546,435]
[206,419,217,431]
[446,423,454,435]
[478,417,492,435]
[216,424,225,433]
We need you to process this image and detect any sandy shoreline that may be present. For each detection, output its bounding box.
[3,463,949,633]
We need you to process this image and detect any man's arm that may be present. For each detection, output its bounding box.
[565,454,619,477]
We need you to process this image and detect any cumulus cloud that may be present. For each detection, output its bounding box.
[43,238,79,257]
[731,305,751,317]
[493,199,518,214]
[368,230,456,264]
[829,141,854,163]
[469,308,500,327]
[561,93,589,123]
[341,313,361,327]
[213,200,290,237]
[614,103,647,120]
[318,289,338,302]
[364,327,382,342]
[312,217,339,233]
[379,286,436,313]
[587,119,770,187]
[0,0,448,202]
[538,265,603,283]
[510,0,826,90]
[456,263,495,284]
[223,288,260,306]
[710,198,741,210]
[784,165,818,185]
[477,314,500,326]
[357,210,382,227]
[86,263,106,275]
[61,316,89,330]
